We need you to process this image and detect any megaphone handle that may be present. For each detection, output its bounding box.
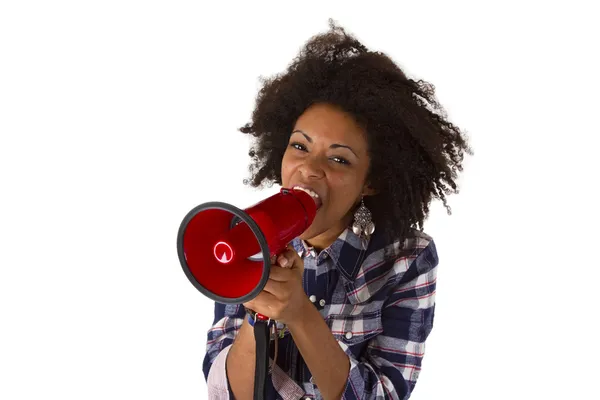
[256,245,293,323]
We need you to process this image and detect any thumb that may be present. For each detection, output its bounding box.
[285,244,304,272]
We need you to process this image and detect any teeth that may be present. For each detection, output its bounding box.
[293,186,319,199]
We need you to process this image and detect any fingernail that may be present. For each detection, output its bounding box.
[280,257,288,267]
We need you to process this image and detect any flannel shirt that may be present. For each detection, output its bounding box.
[202,226,439,399]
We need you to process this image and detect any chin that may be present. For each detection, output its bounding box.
[298,228,316,241]
[298,207,338,241]
[299,223,324,241]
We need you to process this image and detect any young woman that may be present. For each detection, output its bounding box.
[202,20,472,400]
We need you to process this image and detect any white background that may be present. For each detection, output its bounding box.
[1,1,598,399]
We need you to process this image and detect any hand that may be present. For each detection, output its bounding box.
[243,244,310,325]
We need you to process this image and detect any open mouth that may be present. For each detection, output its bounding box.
[292,186,323,209]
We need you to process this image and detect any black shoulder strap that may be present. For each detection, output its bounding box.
[253,321,270,400]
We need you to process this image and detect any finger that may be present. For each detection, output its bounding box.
[268,264,293,282]
[276,247,299,269]
[276,253,292,269]
[263,278,287,298]
[285,244,303,271]
[243,290,279,314]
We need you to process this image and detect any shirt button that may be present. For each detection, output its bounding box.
[345,332,353,340]
[309,295,317,303]
[319,299,326,307]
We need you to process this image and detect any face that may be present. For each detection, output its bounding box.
[281,102,374,246]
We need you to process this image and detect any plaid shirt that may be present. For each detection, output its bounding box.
[202,226,439,399]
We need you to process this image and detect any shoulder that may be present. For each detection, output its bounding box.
[343,228,438,304]
[370,227,437,270]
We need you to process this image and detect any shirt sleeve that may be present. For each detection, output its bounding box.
[202,302,245,399]
[203,303,306,400]
[340,240,439,400]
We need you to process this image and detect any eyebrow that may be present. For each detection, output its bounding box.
[291,130,359,158]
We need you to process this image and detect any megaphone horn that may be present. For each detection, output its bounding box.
[176,187,319,305]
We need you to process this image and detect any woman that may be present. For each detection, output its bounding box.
[202,20,472,400]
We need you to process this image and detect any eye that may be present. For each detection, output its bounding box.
[290,142,307,151]
[289,142,351,166]
[331,156,350,165]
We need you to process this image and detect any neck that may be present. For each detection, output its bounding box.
[304,212,353,252]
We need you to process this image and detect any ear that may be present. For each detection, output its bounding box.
[361,182,378,197]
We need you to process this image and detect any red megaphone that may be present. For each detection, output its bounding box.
[176,187,318,305]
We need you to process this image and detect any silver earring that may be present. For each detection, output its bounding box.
[352,197,375,239]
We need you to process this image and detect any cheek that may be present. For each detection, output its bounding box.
[327,174,361,208]
[280,153,294,183]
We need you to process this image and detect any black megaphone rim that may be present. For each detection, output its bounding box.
[176,201,271,304]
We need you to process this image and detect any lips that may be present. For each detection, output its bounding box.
[292,185,323,209]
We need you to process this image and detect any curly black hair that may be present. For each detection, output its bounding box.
[240,19,473,250]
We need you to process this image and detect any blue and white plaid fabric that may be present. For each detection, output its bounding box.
[203,226,439,399]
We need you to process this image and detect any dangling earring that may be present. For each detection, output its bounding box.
[352,196,375,240]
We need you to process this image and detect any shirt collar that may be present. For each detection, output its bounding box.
[290,226,372,281]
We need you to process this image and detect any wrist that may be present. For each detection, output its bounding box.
[244,306,272,327]
[286,295,316,331]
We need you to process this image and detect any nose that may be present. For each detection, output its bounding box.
[298,156,325,179]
